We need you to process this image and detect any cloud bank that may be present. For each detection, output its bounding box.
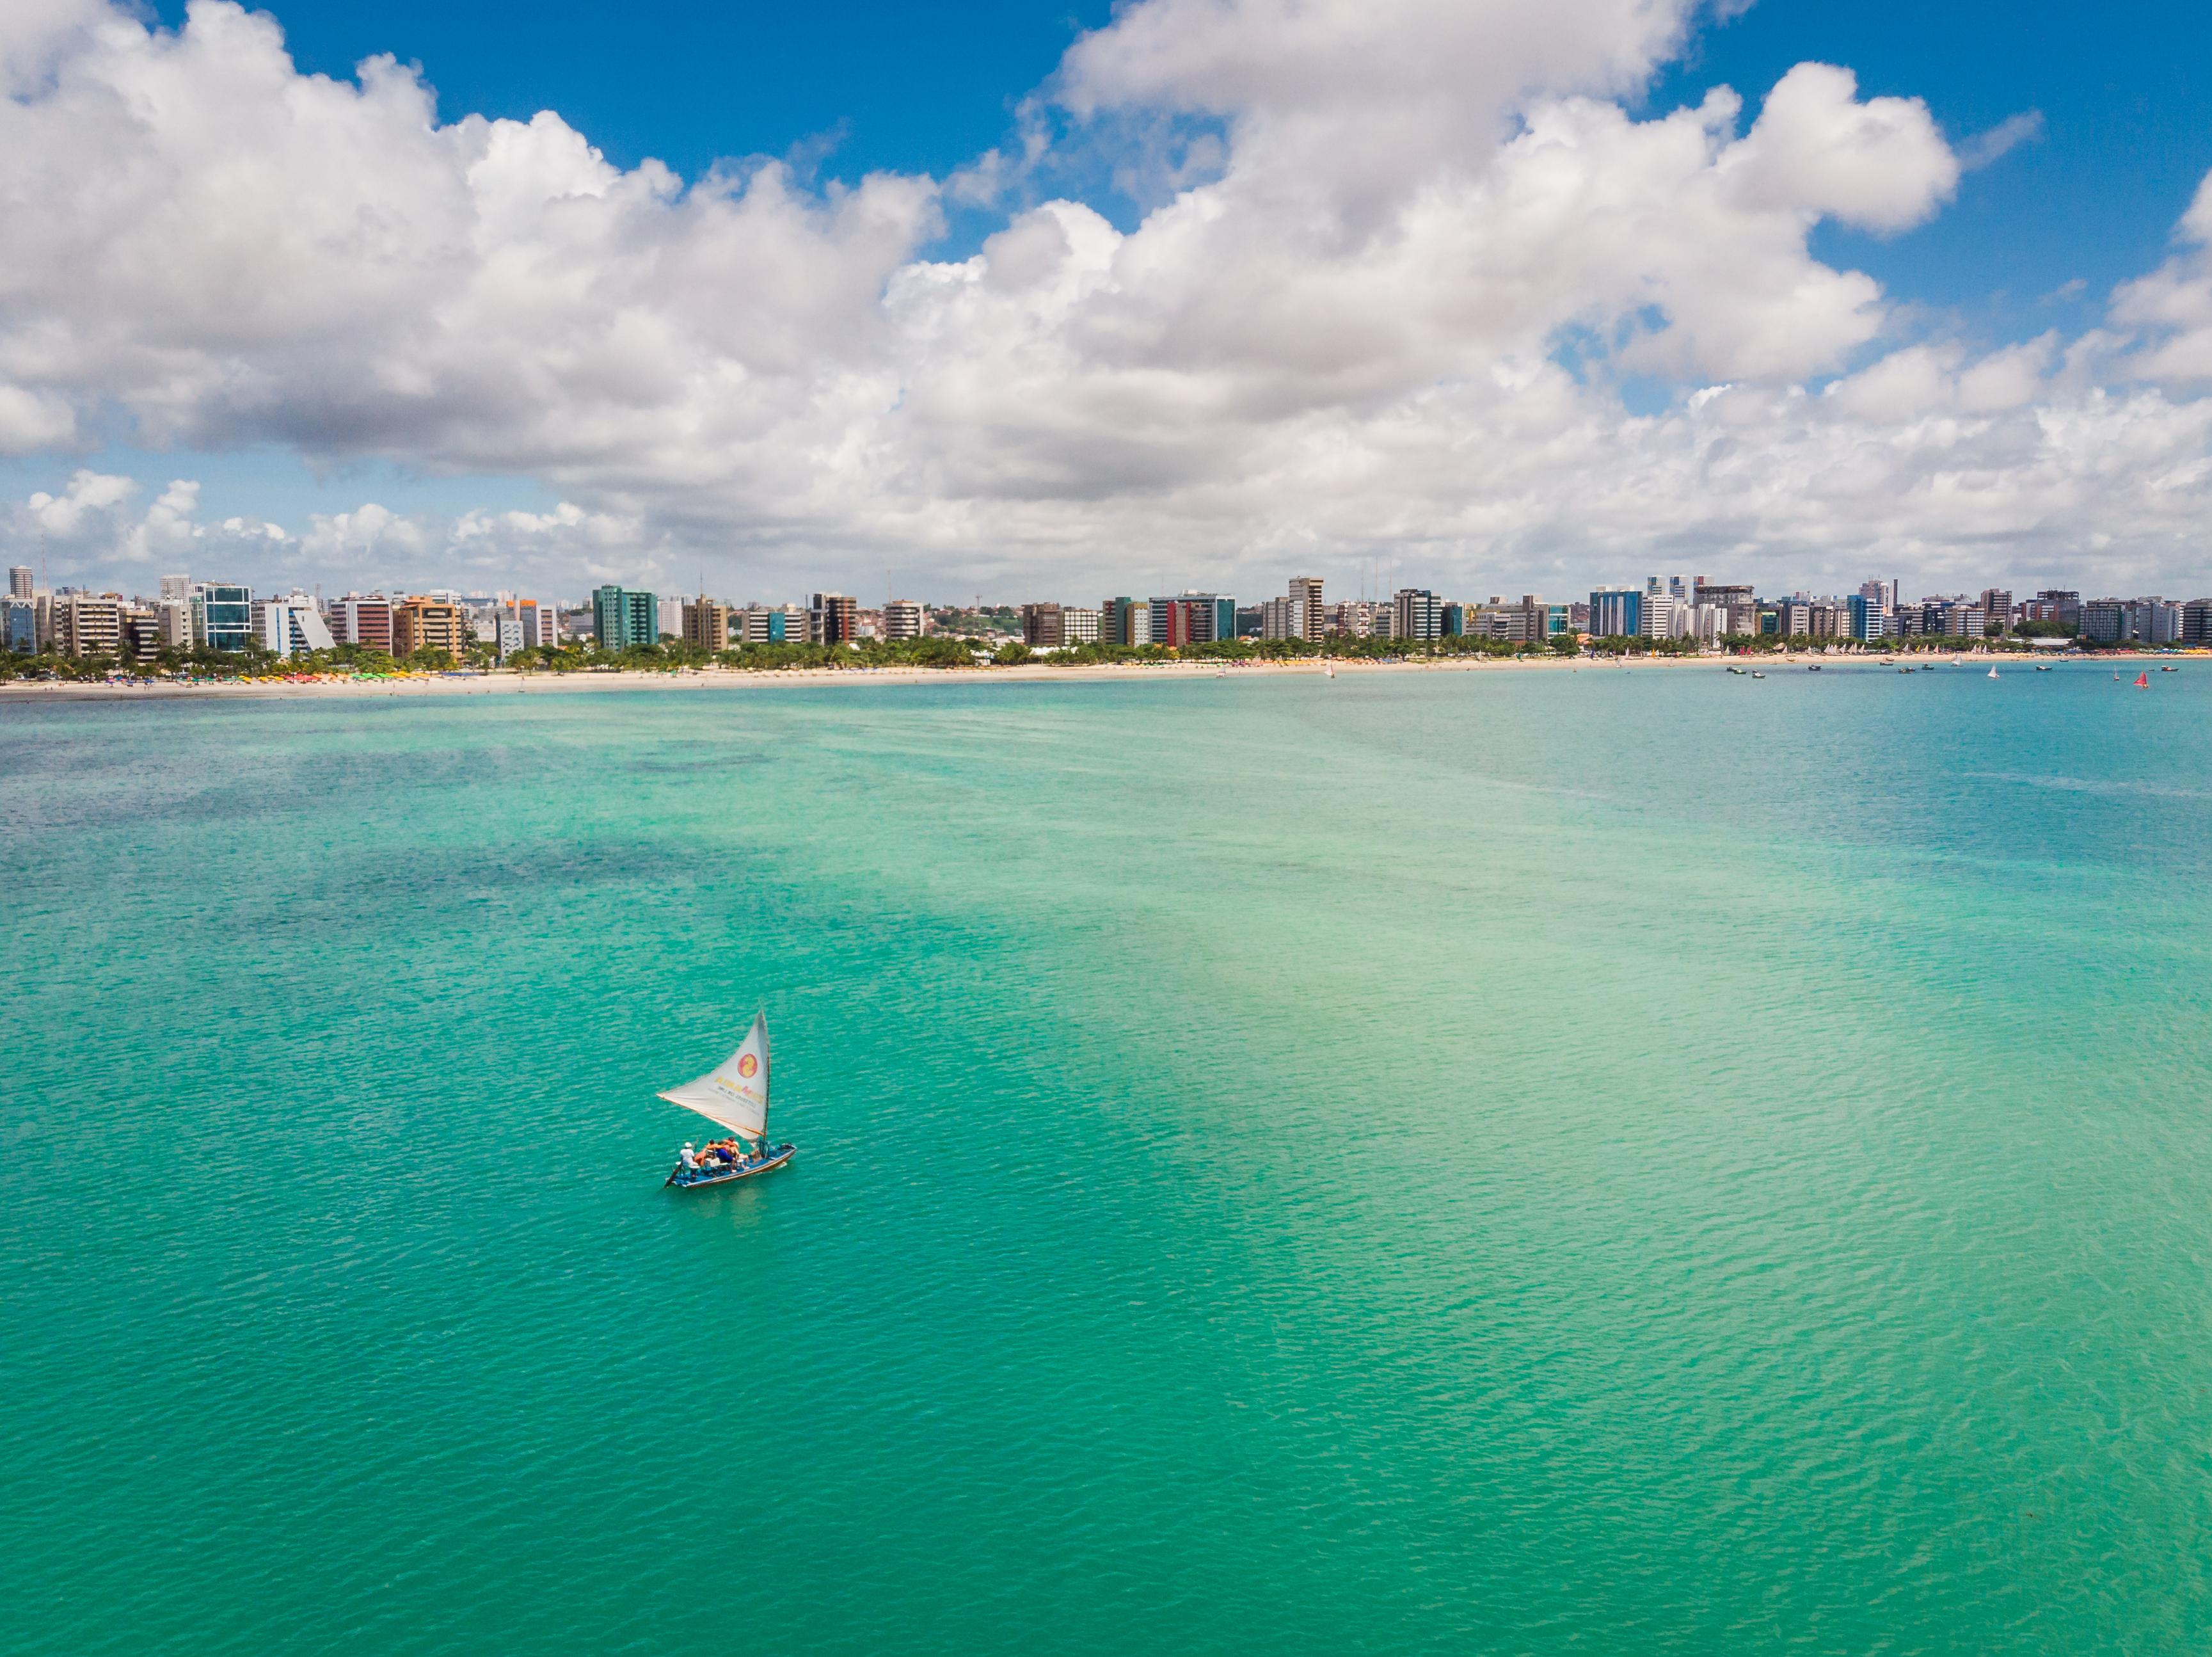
[4,0,2211,598]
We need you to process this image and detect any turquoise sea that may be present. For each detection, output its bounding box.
[5,662,2211,1654]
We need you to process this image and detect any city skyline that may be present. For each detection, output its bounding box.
[15,558,2206,665]
[5,3,2212,597]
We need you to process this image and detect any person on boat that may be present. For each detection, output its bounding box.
[679,1143,699,1172]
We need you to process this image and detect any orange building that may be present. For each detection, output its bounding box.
[392,597,469,659]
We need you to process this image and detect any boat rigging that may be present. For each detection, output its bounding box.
[660,1012,797,1189]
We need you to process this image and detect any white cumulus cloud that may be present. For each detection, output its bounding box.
[0,0,2208,599]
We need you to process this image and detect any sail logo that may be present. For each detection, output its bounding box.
[737,1054,760,1078]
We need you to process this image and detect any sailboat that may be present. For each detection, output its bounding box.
[1988,664,2000,678]
[660,1012,796,1189]
[2134,671,2150,689]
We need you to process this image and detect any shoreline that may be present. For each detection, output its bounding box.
[1,649,2200,702]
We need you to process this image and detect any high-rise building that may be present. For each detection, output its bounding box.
[1326,600,1374,637]
[2,596,35,653]
[738,604,801,644]
[53,593,123,657]
[120,607,163,662]
[808,592,857,645]
[883,599,923,640]
[655,595,685,642]
[1587,588,1642,637]
[681,598,731,651]
[592,585,658,650]
[1062,607,1101,644]
[331,594,396,652]
[1259,595,1305,639]
[191,582,253,652]
[1858,578,1901,614]
[1980,589,2014,632]
[517,599,559,649]
[1099,597,1150,646]
[2132,598,2182,644]
[1772,600,1810,637]
[2081,599,2128,643]
[12,566,36,600]
[1288,577,1325,642]
[2032,589,2083,632]
[1020,602,1065,647]
[252,593,336,657]
[1390,588,1444,641]
[1148,593,1234,645]
[2183,599,2212,646]
[159,573,190,604]
[1847,592,1887,641]
[1642,593,1683,639]
[394,596,469,659]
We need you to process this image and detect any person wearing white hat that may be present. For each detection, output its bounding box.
[678,1142,699,1171]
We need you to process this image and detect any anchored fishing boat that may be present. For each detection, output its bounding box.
[660,1012,795,1189]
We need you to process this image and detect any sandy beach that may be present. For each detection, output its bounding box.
[1,649,2194,701]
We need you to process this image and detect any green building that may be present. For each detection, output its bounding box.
[593,585,658,649]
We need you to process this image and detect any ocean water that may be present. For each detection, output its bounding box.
[4,662,2210,1654]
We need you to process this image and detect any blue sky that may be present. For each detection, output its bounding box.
[10,0,2212,597]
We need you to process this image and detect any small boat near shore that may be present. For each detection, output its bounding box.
[660,1012,795,1189]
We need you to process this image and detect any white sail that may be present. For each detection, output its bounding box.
[658,1012,770,1139]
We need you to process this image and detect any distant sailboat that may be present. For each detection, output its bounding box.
[660,1013,795,1189]
[1988,664,2000,678]
[2135,671,2150,689]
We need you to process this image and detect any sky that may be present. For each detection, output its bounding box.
[5,0,2212,604]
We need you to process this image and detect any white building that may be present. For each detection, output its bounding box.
[2134,599,2183,644]
[1061,606,1102,644]
[883,599,923,640]
[656,595,685,641]
[251,593,335,657]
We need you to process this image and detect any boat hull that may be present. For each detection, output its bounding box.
[665,1144,796,1189]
